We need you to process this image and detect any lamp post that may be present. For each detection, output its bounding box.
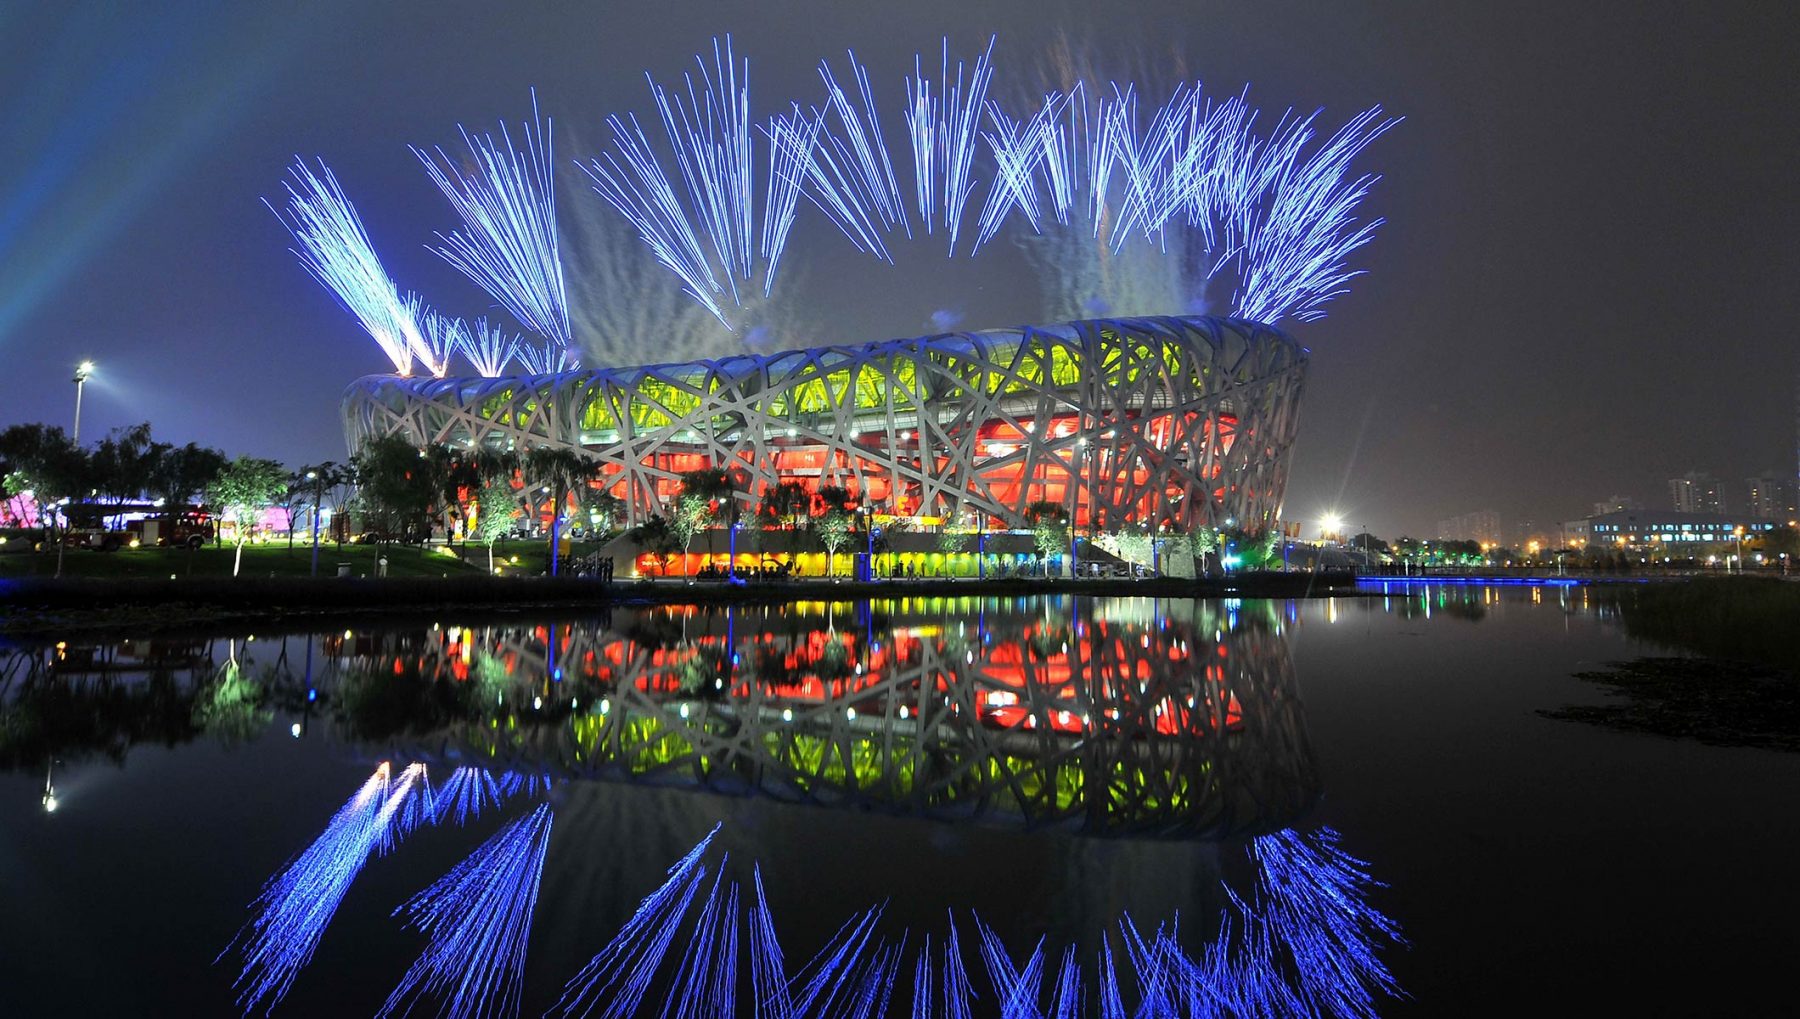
[977,516,986,581]
[72,361,94,444]
[863,504,874,581]
[307,470,325,576]
[729,515,739,579]
[1735,526,1745,574]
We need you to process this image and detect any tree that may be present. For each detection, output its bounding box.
[89,423,167,506]
[631,514,682,575]
[289,459,349,557]
[206,456,287,577]
[814,484,854,515]
[0,423,89,576]
[458,449,518,549]
[758,480,811,554]
[352,434,438,544]
[473,477,518,573]
[1024,500,1070,572]
[523,447,597,575]
[937,528,973,556]
[147,443,228,510]
[1757,525,1799,561]
[671,467,735,577]
[278,469,310,550]
[1189,527,1218,576]
[580,488,627,538]
[812,507,853,577]
[758,480,811,528]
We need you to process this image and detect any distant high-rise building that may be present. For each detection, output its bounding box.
[1744,471,1799,522]
[1435,510,1502,545]
[1669,472,1727,515]
[1592,494,1642,516]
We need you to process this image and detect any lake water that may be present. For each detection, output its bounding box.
[3,582,1796,1017]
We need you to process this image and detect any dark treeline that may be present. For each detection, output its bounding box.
[1597,577,1800,677]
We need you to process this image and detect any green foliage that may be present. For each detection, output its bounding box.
[632,514,682,574]
[757,480,811,527]
[148,443,229,508]
[1392,536,1485,566]
[812,508,854,572]
[523,447,598,522]
[205,457,287,534]
[581,489,626,535]
[872,516,909,555]
[353,434,438,540]
[1023,500,1070,559]
[668,468,736,574]
[193,657,271,746]
[814,484,854,515]
[1758,525,1800,560]
[475,478,517,571]
[89,423,167,504]
[206,455,287,575]
[937,529,973,556]
[0,423,87,526]
[1216,527,1279,569]
[1188,527,1218,557]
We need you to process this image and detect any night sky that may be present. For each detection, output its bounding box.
[2,1,1796,540]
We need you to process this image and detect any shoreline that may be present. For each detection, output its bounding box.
[0,571,1365,639]
[0,570,1680,641]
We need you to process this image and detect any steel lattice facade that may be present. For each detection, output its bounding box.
[341,315,1307,531]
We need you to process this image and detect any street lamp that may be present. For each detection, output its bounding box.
[307,470,325,576]
[72,360,95,443]
[1735,526,1745,574]
[1321,513,1343,543]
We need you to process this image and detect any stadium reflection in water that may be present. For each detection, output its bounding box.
[319,596,1322,841]
[3,595,1407,1016]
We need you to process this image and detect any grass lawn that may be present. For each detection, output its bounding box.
[0,536,618,580]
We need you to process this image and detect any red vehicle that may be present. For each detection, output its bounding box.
[61,502,214,551]
[129,506,215,550]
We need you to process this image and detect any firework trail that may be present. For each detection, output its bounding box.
[549,824,719,1018]
[293,36,1396,372]
[1249,826,1405,1018]
[416,90,574,354]
[540,824,1402,1018]
[225,762,427,1014]
[427,766,506,825]
[516,339,579,375]
[457,318,522,378]
[563,172,757,365]
[583,37,763,329]
[378,803,555,1019]
[415,303,464,378]
[267,158,425,375]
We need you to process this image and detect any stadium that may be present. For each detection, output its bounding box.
[341,313,1307,534]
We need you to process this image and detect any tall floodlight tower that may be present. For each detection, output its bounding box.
[72,360,95,443]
